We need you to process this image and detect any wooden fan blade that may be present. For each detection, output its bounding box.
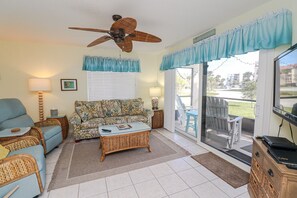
[129,30,162,42]
[116,37,133,52]
[69,27,110,33]
[111,18,137,34]
[87,36,111,47]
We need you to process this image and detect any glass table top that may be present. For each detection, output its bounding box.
[98,122,151,136]
[0,127,31,138]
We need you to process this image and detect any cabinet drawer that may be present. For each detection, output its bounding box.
[263,158,281,193]
[251,158,263,183]
[249,172,267,198]
[263,175,279,198]
[252,141,264,166]
[249,172,260,195]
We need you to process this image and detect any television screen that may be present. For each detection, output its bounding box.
[273,43,297,126]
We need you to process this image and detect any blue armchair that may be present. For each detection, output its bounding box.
[0,98,63,154]
[0,136,46,198]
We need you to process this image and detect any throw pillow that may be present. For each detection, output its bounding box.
[101,100,122,117]
[75,105,92,122]
[0,144,9,160]
[121,99,144,115]
[86,101,104,118]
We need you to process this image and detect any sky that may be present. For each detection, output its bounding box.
[279,46,297,66]
[208,51,259,80]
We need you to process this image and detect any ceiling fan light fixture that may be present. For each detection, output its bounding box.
[114,37,123,43]
[69,15,161,52]
[112,14,122,21]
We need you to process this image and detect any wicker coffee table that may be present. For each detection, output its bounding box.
[98,122,151,161]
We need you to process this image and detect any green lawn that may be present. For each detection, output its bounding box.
[228,101,255,119]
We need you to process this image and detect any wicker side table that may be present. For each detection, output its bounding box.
[47,115,69,139]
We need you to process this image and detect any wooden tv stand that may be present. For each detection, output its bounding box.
[248,139,297,198]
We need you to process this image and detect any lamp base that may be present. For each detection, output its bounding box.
[38,91,44,121]
[152,97,159,110]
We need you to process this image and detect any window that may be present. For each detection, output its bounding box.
[87,72,136,101]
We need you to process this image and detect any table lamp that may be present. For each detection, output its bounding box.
[29,78,51,121]
[149,87,161,110]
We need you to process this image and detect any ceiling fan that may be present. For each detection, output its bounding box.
[69,15,162,53]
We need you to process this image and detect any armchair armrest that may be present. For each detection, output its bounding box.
[227,116,243,144]
[69,112,82,125]
[143,109,154,118]
[0,128,46,154]
[0,154,43,192]
[2,136,40,152]
[27,127,46,154]
[34,120,61,154]
[228,116,243,124]
[143,109,154,128]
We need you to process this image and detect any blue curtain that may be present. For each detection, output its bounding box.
[160,9,292,71]
[83,56,141,72]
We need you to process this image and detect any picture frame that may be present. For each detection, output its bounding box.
[60,79,77,91]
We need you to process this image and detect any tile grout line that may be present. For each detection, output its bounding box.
[127,172,140,198]
[209,179,233,198]
[104,177,109,198]
[161,130,227,198]
[148,164,171,197]
[159,130,204,193]
[210,178,248,198]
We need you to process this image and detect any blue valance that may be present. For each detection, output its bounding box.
[83,56,141,72]
[160,9,292,71]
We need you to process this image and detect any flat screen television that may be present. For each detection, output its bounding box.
[273,43,297,127]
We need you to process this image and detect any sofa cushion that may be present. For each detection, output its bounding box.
[80,118,105,129]
[126,115,148,123]
[75,105,92,122]
[102,100,122,117]
[121,98,144,116]
[75,101,104,122]
[0,98,27,123]
[86,101,104,118]
[40,126,62,140]
[8,144,45,172]
[0,114,34,130]
[104,116,127,125]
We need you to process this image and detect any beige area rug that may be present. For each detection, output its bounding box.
[192,152,249,188]
[48,132,190,190]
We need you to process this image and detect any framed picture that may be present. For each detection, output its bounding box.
[60,79,77,91]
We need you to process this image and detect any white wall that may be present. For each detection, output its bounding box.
[0,40,163,121]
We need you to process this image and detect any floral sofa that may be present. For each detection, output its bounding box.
[69,98,154,141]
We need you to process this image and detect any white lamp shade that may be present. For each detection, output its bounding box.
[149,87,161,97]
[29,78,51,92]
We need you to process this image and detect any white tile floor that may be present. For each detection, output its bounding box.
[39,129,250,198]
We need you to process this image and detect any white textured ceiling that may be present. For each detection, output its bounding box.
[0,0,272,52]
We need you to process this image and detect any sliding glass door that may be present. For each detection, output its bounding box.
[201,52,259,164]
[175,66,199,139]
